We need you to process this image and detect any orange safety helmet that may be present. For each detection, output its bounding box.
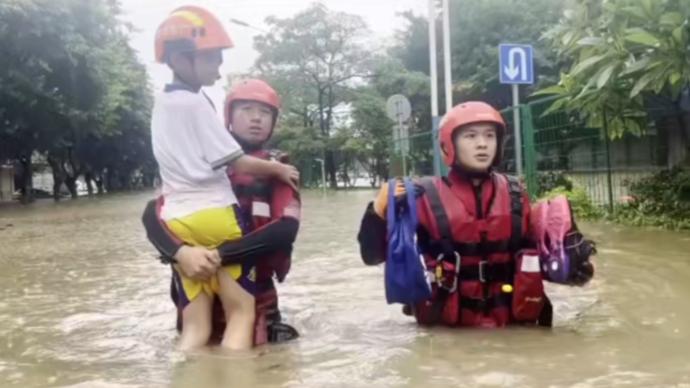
[154,5,233,63]
[438,101,506,167]
[224,79,281,129]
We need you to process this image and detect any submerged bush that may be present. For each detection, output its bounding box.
[611,168,690,230]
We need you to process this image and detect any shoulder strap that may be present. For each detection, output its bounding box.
[419,177,453,253]
[419,177,455,324]
[505,174,523,250]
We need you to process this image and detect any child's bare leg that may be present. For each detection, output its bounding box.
[216,269,255,350]
[178,292,213,351]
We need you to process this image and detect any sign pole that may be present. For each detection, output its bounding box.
[399,116,407,176]
[499,43,534,178]
[512,83,523,176]
[386,94,412,178]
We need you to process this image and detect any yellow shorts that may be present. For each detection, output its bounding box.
[166,206,250,304]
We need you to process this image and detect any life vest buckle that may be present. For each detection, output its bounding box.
[479,261,488,283]
[434,251,461,293]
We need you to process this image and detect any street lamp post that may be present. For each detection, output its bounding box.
[442,0,453,114]
[428,0,441,176]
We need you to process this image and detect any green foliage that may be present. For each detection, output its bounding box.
[612,168,690,230]
[537,168,690,230]
[537,171,574,196]
[539,185,605,220]
[350,59,431,184]
[394,0,568,107]
[247,1,571,186]
[251,5,435,187]
[348,91,392,185]
[251,3,374,188]
[269,121,325,187]
[0,0,153,197]
[537,0,690,139]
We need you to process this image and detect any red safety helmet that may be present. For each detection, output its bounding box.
[154,5,233,63]
[438,101,506,167]
[224,79,281,129]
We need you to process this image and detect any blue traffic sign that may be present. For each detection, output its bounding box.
[499,44,534,85]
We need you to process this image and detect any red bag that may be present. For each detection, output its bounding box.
[512,249,545,322]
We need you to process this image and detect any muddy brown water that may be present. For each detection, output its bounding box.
[1,191,689,388]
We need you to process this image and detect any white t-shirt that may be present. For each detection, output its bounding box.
[151,87,244,220]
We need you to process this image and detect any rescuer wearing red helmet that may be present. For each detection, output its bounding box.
[357,101,594,328]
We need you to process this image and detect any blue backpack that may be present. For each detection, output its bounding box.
[384,178,432,304]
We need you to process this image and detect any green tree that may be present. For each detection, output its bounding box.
[252,3,374,188]
[537,0,690,166]
[350,59,430,184]
[268,117,325,187]
[0,0,153,201]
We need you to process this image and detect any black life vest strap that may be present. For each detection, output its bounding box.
[505,175,523,251]
[234,180,272,199]
[460,293,512,312]
[419,178,453,252]
[419,178,454,324]
[456,261,513,283]
[423,240,511,257]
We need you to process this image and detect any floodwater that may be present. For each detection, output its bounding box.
[1,191,689,388]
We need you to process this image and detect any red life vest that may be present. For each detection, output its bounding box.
[412,172,546,328]
[230,149,277,228]
[227,149,296,282]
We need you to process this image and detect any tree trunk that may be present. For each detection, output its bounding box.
[64,176,78,199]
[317,87,326,136]
[64,147,80,199]
[326,150,337,188]
[47,157,65,202]
[303,107,309,128]
[142,171,155,188]
[84,171,94,196]
[369,169,377,188]
[343,170,352,188]
[380,157,389,183]
[112,169,131,191]
[105,168,117,192]
[95,174,104,195]
[678,112,690,167]
[668,115,689,168]
[19,154,34,204]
